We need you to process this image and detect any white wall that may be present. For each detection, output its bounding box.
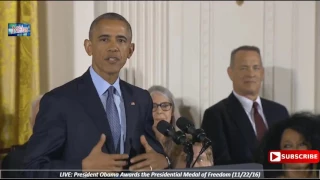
[40,1,318,127]
[39,1,94,91]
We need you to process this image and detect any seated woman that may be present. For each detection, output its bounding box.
[148,85,214,168]
[148,85,181,156]
[170,137,214,168]
[255,112,320,178]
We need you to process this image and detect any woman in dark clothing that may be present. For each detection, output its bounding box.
[255,112,320,178]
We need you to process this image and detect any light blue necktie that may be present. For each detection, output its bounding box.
[105,86,121,152]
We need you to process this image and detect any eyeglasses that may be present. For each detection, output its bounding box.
[152,102,172,112]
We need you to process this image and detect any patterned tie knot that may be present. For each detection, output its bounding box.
[107,86,116,96]
[253,101,259,109]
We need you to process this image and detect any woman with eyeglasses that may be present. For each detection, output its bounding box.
[148,85,181,157]
[148,85,214,169]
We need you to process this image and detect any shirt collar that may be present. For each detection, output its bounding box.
[232,90,262,113]
[89,66,122,97]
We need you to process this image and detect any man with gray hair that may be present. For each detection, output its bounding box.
[1,95,43,178]
[201,45,289,165]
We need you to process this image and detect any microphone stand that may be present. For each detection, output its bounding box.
[171,130,194,168]
[191,138,211,168]
[183,141,194,168]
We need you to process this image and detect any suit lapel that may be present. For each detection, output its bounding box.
[120,80,140,154]
[77,69,115,153]
[260,99,276,128]
[226,93,259,151]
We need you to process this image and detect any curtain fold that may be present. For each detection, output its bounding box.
[0,1,40,151]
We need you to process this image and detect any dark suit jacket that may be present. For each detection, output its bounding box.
[1,143,28,178]
[201,92,289,165]
[23,69,165,178]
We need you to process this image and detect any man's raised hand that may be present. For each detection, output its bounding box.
[82,134,129,172]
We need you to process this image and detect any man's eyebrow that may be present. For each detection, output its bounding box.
[97,34,128,40]
[117,35,127,40]
[98,34,110,38]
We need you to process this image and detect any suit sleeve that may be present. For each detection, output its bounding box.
[201,108,232,165]
[142,90,166,156]
[1,148,24,178]
[283,106,290,118]
[23,94,82,178]
[1,154,10,177]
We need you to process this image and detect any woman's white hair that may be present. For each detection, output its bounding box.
[148,85,181,128]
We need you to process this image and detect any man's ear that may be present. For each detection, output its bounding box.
[227,66,233,81]
[128,43,135,59]
[261,66,265,81]
[84,39,92,56]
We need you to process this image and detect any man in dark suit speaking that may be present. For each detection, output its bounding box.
[201,45,289,165]
[23,13,170,177]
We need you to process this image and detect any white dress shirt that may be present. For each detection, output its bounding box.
[232,91,268,135]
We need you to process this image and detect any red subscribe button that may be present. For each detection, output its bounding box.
[269,150,319,163]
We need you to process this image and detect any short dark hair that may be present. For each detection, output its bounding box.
[88,12,132,41]
[230,45,261,67]
[254,112,320,178]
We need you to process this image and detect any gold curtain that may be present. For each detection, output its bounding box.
[0,1,40,150]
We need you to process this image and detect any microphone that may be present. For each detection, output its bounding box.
[156,120,187,145]
[156,120,194,168]
[176,117,211,143]
[176,117,212,168]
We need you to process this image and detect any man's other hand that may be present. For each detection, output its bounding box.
[129,135,168,171]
